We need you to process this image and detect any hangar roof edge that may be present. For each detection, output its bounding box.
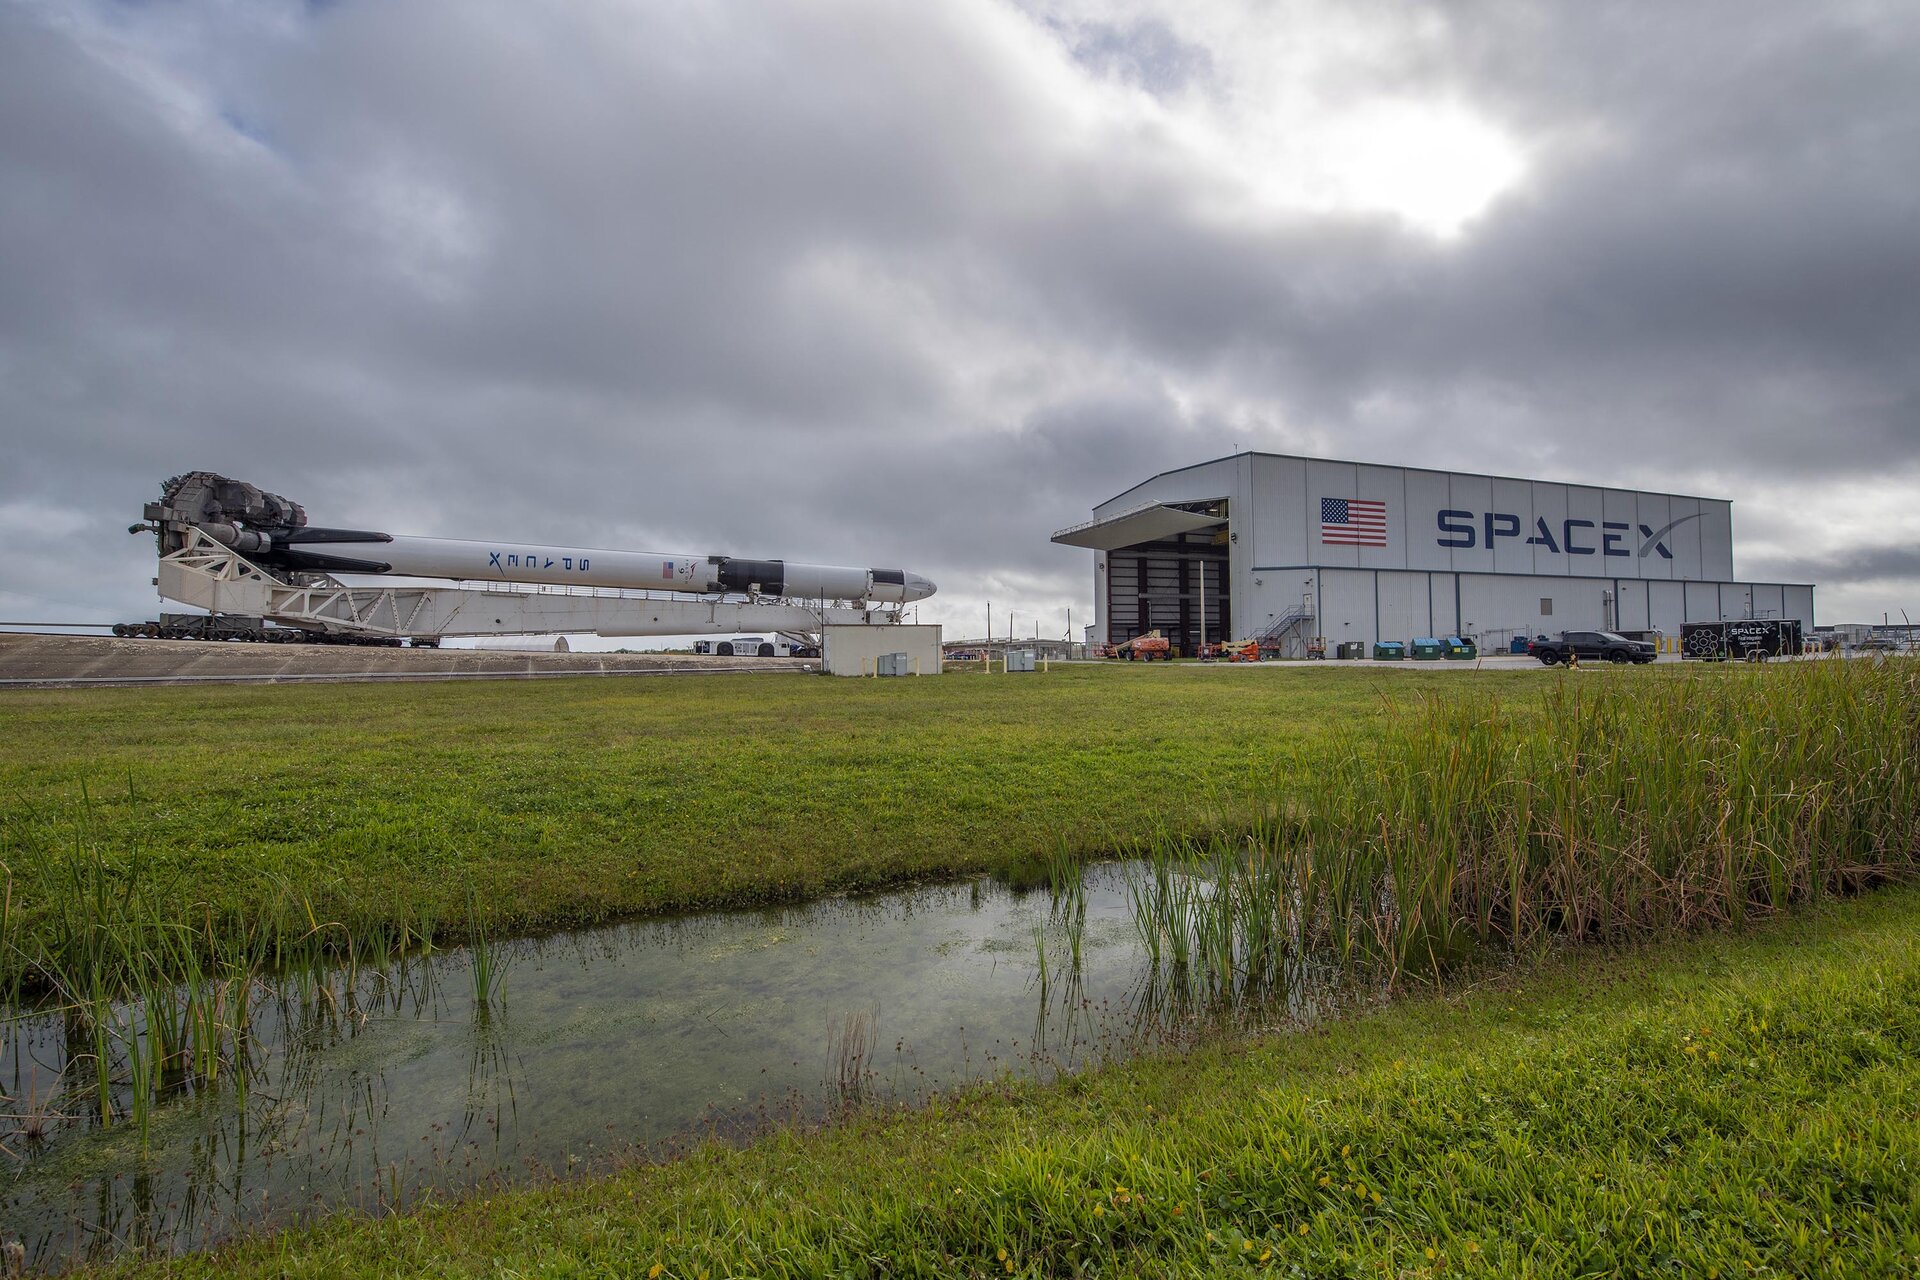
[1092,451,1735,515]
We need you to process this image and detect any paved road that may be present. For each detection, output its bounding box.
[0,633,815,688]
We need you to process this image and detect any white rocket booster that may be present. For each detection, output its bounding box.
[201,527,934,605]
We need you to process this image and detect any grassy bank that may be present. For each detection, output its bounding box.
[6,659,1918,996]
[11,660,1918,1273]
[0,664,1545,984]
[96,876,1920,1277]
[1132,657,1920,1005]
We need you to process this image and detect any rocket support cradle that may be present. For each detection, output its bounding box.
[139,472,935,643]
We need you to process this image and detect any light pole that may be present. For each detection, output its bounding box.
[1198,560,1207,655]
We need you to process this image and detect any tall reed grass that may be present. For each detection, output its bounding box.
[1,850,440,1147]
[1132,660,1920,1005]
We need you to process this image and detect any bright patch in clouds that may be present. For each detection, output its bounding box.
[1030,2,1529,234]
[1327,101,1525,236]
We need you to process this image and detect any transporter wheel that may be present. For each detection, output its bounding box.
[1125,650,1136,661]
[757,643,775,657]
[717,642,734,656]
[111,623,130,637]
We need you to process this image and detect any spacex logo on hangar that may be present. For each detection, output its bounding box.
[1435,509,1702,558]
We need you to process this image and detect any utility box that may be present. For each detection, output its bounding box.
[875,652,911,677]
[1373,641,1406,660]
[823,623,944,677]
[1006,648,1037,672]
[1409,636,1443,660]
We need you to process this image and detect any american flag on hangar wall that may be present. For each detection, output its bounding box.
[1321,497,1388,547]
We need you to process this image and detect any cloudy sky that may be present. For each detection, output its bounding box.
[3,0,1917,640]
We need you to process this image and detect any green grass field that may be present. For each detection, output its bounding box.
[0,664,1550,978]
[98,875,1920,1278]
[10,660,1919,1276]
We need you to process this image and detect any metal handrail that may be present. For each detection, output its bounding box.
[1254,604,1315,645]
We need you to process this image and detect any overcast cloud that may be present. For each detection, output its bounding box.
[2,0,1917,637]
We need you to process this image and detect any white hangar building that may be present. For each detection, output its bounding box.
[1053,453,1815,656]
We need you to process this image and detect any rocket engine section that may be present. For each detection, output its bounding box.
[144,471,308,557]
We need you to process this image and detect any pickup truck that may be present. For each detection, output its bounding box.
[1530,630,1657,666]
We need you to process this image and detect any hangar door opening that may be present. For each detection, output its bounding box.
[1104,529,1228,656]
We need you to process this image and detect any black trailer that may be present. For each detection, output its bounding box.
[112,612,270,642]
[1680,619,1804,661]
[112,612,404,646]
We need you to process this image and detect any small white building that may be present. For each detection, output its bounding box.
[1053,452,1814,656]
[822,623,944,676]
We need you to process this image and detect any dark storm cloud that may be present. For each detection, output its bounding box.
[2,0,1917,634]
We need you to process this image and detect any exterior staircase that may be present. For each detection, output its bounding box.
[1254,600,1316,657]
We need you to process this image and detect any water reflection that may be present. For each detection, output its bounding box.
[0,863,1344,1268]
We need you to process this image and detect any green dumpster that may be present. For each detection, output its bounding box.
[1373,640,1406,660]
[1409,636,1443,660]
[1443,635,1477,660]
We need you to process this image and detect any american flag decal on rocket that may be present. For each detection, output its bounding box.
[1321,498,1388,547]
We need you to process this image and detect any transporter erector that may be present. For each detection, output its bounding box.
[126,472,935,645]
